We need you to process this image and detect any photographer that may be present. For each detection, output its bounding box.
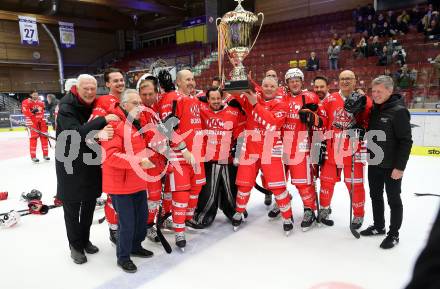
[360,75,412,249]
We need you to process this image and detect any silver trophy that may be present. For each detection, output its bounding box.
[217,0,264,92]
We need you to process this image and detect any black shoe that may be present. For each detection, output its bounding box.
[380,234,399,249]
[84,242,99,254]
[117,259,137,273]
[360,225,386,237]
[109,228,118,245]
[43,156,50,161]
[31,158,39,163]
[131,247,154,258]
[70,245,87,264]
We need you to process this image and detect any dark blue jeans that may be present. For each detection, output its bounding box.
[111,190,148,262]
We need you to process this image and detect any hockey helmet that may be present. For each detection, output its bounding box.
[285,68,304,82]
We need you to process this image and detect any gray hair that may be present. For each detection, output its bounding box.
[121,89,139,103]
[77,74,97,87]
[262,76,278,85]
[372,75,394,91]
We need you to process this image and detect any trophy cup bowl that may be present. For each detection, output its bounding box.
[217,0,264,92]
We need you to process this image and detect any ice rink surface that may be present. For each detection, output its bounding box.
[0,131,438,289]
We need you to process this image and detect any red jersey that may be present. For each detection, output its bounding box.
[241,92,288,157]
[157,90,203,163]
[91,94,119,119]
[200,102,243,163]
[22,98,45,125]
[321,91,373,165]
[282,91,325,156]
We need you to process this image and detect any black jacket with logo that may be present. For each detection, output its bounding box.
[367,94,413,170]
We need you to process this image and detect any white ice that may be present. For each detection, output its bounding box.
[0,131,438,289]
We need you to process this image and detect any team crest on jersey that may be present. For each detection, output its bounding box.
[332,107,355,129]
[205,118,225,129]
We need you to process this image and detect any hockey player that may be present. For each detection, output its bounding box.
[91,68,125,245]
[21,90,49,163]
[280,68,325,231]
[137,76,168,243]
[318,70,372,230]
[193,88,245,227]
[157,69,206,251]
[232,76,293,235]
[313,76,331,101]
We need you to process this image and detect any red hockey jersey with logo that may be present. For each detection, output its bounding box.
[22,98,46,126]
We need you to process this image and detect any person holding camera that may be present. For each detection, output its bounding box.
[360,75,412,249]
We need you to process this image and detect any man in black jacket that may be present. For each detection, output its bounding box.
[56,74,118,264]
[361,75,413,249]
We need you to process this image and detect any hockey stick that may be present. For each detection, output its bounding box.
[414,193,440,197]
[10,119,56,142]
[349,131,360,239]
[156,204,172,254]
[254,183,272,195]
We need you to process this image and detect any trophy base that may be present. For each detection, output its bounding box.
[223,80,251,94]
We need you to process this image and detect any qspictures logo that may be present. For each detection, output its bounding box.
[428,148,440,155]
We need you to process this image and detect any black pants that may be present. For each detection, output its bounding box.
[62,200,97,253]
[111,190,147,262]
[194,162,238,227]
[406,206,440,289]
[368,165,403,236]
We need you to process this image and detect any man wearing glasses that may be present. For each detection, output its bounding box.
[318,70,372,230]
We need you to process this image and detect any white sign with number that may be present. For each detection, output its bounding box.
[18,16,39,46]
[59,21,75,48]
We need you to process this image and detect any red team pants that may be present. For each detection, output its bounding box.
[287,155,317,211]
[235,156,292,220]
[164,162,206,232]
[319,160,366,217]
[28,121,48,159]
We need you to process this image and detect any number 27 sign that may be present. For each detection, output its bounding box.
[19,16,39,46]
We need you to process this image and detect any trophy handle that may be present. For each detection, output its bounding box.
[249,12,264,52]
[215,17,222,28]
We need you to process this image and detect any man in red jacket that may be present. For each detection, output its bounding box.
[319,70,372,230]
[101,89,155,273]
[21,90,49,162]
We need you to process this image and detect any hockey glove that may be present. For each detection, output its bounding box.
[28,200,49,215]
[299,109,322,128]
[227,99,246,115]
[31,108,39,114]
[21,189,42,202]
[344,92,366,115]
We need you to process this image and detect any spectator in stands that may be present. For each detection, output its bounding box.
[370,36,382,57]
[425,18,440,40]
[306,52,320,71]
[46,94,59,130]
[410,4,424,27]
[378,46,390,66]
[332,33,343,47]
[380,22,393,37]
[328,40,340,70]
[365,3,376,18]
[384,68,393,78]
[342,33,355,50]
[212,76,221,89]
[387,10,398,28]
[368,23,379,37]
[377,13,386,27]
[356,15,365,33]
[393,45,407,66]
[395,65,414,89]
[396,15,410,35]
[353,5,362,22]
[354,37,368,58]
[365,15,374,33]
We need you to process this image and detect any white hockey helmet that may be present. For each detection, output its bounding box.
[64,78,77,92]
[0,211,20,228]
[136,73,153,91]
[285,68,304,82]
